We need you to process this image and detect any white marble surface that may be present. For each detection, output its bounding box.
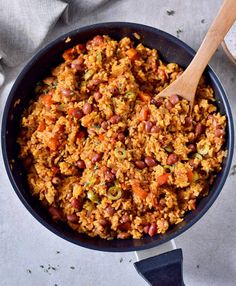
[1,0,236,285]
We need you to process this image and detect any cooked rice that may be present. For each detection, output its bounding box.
[17,35,227,239]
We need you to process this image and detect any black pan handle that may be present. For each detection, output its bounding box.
[134,249,184,286]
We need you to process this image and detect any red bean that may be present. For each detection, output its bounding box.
[106,205,115,215]
[151,125,160,133]
[77,130,87,139]
[144,156,157,167]
[71,198,82,210]
[150,98,163,107]
[110,115,121,124]
[71,57,84,71]
[110,86,119,95]
[61,88,71,97]
[135,160,146,169]
[117,232,130,239]
[148,223,157,237]
[99,219,108,227]
[195,123,204,136]
[92,35,104,46]
[185,117,193,127]
[87,79,101,90]
[105,169,115,182]
[77,160,86,169]
[67,214,78,223]
[117,132,125,142]
[167,154,178,165]
[143,225,150,234]
[145,121,153,133]
[189,159,199,168]
[52,177,61,185]
[101,121,108,130]
[48,206,62,220]
[165,100,173,110]
[83,103,93,114]
[188,144,196,153]
[118,222,131,231]
[215,129,225,137]
[70,108,83,119]
[94,91,102,102]
[121,214,130,223]
[169,94,179,105]
[91,153,103,164]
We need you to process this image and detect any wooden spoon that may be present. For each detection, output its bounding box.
[156,0,236,109]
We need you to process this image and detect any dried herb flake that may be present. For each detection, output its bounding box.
[166,10,175,16]
[176,29,183,38]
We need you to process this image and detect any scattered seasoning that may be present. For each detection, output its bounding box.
[230,164,236,176]
[70,266,75,270]
[201,19,205,24]
[166,10,175,16]
[176,29,183,38]
[129,259,132,263]
[55,284,58,286]
[196,264,200,269]
[65,37,71,43]
[133,32,141,40]
[56,251,60,254]
[40,265,44,268]
[119,257,123,263]
[26,269,32,274]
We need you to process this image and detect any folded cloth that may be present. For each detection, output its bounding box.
[0,0,70,87]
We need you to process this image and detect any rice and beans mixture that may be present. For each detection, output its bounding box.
[18,35,227,239]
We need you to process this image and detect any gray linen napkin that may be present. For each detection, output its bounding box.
[0,0,70,86]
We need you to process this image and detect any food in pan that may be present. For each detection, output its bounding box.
[17,35,226,239]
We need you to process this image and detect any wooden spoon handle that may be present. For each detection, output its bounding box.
[185,0,236,82]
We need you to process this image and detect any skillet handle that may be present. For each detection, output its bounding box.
[134,240,184,286]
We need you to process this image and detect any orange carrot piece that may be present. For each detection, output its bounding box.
[138,91,151,102]
[139,106,149,121]
[47,137,58,151]
[126,48,139,60]
[187,170,194,182]
[37,121,46,132]
[41,94,53,108]
[98,133,105,141]
[157,173,169,186]
[62,48,75,61]
[131,181,148,199]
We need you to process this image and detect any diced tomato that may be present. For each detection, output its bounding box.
[138,91,151,102]
[139,106,149,121]
[62,47,76,61]
[131,181,148,199]
[157,173,169,186]
[47,137,58,151]
[126,48,139,60]
[51,166,59,175]
[41,94,53,108]
[187,170,194,182]
[98,133,105,141]
[37,121,46,132]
